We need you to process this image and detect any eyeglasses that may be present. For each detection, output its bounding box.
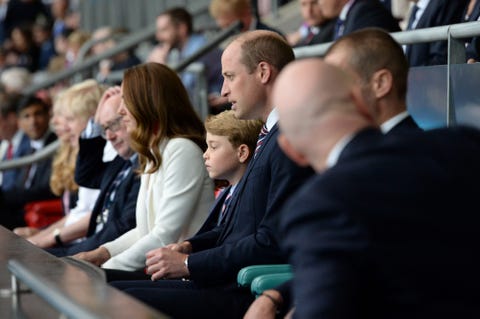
[101,116,123,139]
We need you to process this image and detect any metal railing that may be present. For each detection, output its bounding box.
[4,21,480,172]
[0,21,243,172]
[293,20,480,127]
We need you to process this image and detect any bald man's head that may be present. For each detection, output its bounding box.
[274,58,356,141]
[274,58,374,172]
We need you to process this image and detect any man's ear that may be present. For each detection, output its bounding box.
[258,61,272,84]
[237,144,250,163]
[277,134,310,167]
[371,69,393,99]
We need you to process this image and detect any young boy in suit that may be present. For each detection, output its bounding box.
[201,110,263,226]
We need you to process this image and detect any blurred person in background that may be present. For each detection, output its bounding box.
[147,7,225,114]
[15,80,105,247]
[287,0,336,47]
[0,92,30,191]
[0,95,57,230]
[90,26,141,83]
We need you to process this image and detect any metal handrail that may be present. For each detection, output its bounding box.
[76,33,126,66]
[8,259,104,319]
[293,20,480,58]
[7,21,480,171]
[3,21,243,171]
[293,20,480,128]
[0,140,60,171]
[21,24,157,96]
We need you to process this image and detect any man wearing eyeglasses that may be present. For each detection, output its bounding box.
[47,86,140,257]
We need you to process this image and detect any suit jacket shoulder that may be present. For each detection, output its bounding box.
[344,0,400,35]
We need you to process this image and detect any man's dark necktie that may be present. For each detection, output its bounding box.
[96,160,132,229]
[254,124,269,158]
[334,18,345,40]
[5,142,13,160]
[407,4,419,30]
[217,190,233,226]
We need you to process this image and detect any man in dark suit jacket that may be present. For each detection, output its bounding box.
[405,0,468,66]
[0,93,31,191]
[464,0,480,62]
[324,28,421,133]
[245,29,422,319]
[290,0,336,47]
[0,96,58,229]
[320,0,400,40]
[110,30,314,319]
[256,58,479,319]
[209,0,284,37]
[47,90,139,257]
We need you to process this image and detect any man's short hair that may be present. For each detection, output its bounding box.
[325,28,409,101]
[238,30,295,73]
[17,95,49,115]
[209,0,251,19]
[161,7,193,35]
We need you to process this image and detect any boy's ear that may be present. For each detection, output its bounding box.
[277,134,309,167]
[237,144,250,163]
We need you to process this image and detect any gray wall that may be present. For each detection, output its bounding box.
[79,0,214,33]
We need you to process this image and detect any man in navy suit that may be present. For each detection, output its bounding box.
[405,0,468,66]
[209,0,284,37]
[110,30,314,319]
[319,0,400,40]
[0,95,58,229]
[245,28,422,319]
[290,0,336,47]
[264,58,479,318]
[324,28,421,133]
[464,0,480,63]
[47,88,139,257]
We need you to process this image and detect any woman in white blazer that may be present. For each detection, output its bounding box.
[75,63,214,279]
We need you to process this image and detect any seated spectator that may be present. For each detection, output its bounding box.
[90,26,141,83]
[147,7,224,114]
[0,92,29,191]
[74,63,214,281]
[254,0,293,19]
[63,29,90,68]
[287,0,336,47]
[3,0,50,39]
[45,86,140,257]
[463,0,480,63]
[0,95,57,230]
[0,66,32,94]
[209,0,284,36]
[14,80,105,247]
[199,110,263,230]
[320,0,400,41]
[32,19,56,71]
[324,28,421,134]
[244,27,422,314]
[404,0,468,66]
[265,57,478,319]
[50,0,70,40]
[4,24,40,72]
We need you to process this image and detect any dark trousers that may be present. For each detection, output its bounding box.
[111,279,254,319]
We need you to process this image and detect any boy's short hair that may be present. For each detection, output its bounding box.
[205,110,263,160]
